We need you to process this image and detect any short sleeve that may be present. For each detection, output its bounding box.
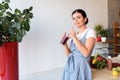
[86,29,96,39]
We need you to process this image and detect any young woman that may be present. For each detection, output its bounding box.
[62,9,96,80]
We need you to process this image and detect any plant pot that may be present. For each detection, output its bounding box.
[0,42,18,80]
[96,36,101,42]
[101,37,107,42]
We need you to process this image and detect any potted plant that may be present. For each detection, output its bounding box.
[0,2,33,80]
[99,28,110,42]
[94,24,103,42]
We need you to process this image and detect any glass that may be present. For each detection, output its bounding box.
[60,33,69,45]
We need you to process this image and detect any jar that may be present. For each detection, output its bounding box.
[60,33,69,45]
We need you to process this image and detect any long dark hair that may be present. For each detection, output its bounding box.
[72,9,88,24]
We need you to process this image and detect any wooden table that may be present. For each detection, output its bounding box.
[92,57,120,80]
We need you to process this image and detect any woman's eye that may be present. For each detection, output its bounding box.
[77,16,80,19]
[72,16,81,20]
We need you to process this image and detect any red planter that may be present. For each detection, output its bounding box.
[96,36,101,42]
[0,42,18,80]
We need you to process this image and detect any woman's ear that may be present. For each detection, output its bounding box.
[84,18,87,23]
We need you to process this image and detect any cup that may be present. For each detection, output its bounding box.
[60,33,69,45]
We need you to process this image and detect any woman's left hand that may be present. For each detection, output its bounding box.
[70,28,77,39]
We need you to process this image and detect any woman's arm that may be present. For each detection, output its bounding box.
[70,29,95,57]
[61,32,71,56]
[63,43,71,56]
[72,37,95,57]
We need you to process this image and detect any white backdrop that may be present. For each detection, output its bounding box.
[1,0,108,76]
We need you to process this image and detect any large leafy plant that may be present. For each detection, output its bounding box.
[0,2,33,46]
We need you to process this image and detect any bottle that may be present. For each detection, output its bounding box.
[107,56,112,71]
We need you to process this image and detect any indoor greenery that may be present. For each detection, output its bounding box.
[94,24,104,36]
[99,28,110,37]
[0,2,33,46]
[90,53,107,69]
[94,24,110,37]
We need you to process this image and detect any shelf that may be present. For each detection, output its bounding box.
[113,25,120,55]
[96,40,113,43]
[113,44,120,46]
[113,52,120,54]
[113,26,120,28]
[113,35,120,37]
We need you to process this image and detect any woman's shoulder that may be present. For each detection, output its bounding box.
[86,28,96,39]
[87,28,94,32]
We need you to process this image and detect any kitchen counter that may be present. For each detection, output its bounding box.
[92,57,120,80]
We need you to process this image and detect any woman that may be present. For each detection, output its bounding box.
[62,9,96,80]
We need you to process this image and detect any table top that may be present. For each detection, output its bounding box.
[92,57,120,80]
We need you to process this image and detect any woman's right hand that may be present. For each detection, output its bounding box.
[60,32,71,56]
[70,28,77,39]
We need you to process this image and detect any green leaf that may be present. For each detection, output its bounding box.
[12,22,17,28]
[11,22,21,29]
[8,32,16,41]
[18,29,21,36]
[8,28,14,34]
[0,12,3,16]
[4,3,9,9]
[0,4,3,10]
[15,8,21,15]
[6,11,12,16]
[2,24,7,31]
[16,23,21,29]
[24,22,30,31]
[29,6,33,11]
[16,32,22,42]
[21,29,26,37]
[23,9,29,14]
[14,15,20,22]
[6,16,12,21]
[29,13,33,18]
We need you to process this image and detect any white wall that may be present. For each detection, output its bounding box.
[108,0,120,27]
[6,0,108,76]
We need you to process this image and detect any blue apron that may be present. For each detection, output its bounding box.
[62,29,92,80]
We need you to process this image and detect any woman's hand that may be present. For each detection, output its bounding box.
[61,32,71,56]
[70,28,77,39]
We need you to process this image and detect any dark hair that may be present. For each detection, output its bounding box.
[72,9,88,24]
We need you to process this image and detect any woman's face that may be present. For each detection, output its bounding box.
[72,12,87,28]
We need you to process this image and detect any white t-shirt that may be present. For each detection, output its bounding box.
[76,28,96,40]
[77,28,96,55]
[69,28,96,42]
[68,28,96,55]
